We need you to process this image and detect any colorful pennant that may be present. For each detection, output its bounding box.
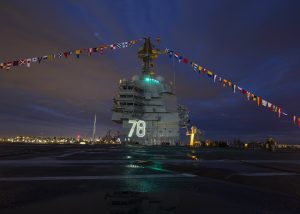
[0,40,298,127]
[165,48,299,127]
[0,39,142,71]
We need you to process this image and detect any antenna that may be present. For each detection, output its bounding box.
[137,37,165,77]
[92,114,96,142]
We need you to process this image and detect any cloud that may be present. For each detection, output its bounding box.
[0,0,299,143]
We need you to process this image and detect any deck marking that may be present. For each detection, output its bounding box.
[1,159,300,166]
[239,172,299,176]
[0,173,197,181]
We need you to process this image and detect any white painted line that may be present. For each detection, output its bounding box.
[0,173,197,181]
[0,159,300,166]
[241,160,300,164]
[56,151,85,158]
[239,172,299,176]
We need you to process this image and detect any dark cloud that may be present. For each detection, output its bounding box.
[0,0,299,143]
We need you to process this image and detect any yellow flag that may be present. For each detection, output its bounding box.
[48,54,53,61]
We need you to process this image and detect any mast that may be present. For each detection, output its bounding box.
[137,37,164,77]
[92,114,96,142]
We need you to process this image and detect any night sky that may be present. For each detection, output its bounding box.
[0,0,299,144]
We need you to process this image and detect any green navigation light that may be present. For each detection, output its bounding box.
[144,77,160,84]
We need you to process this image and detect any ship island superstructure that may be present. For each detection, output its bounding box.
[112,38,180,145]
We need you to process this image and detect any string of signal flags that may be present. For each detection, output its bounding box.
[0,38,142,70]
[0,36,298,127]
[165,48,300,128]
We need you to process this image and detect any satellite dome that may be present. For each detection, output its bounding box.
[156,76,164,82]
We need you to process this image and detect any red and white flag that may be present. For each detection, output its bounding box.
[5,62,12,70]
[247,92,251,100]
[26,58,31,67]
[278,108,281,117]
[88,48,93,56]
[99,47,104,54]
[110,44,116,50]
[19,59,26,66]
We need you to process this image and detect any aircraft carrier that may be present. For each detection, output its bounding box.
[112,38,183,145]
[1,39,299,214]
[0,144,299,214]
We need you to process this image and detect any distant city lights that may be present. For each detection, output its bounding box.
[0,135,121,145]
